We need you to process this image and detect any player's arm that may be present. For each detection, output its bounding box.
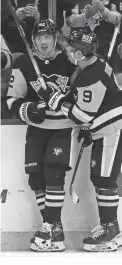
[103,8,121,25]
[92,0,122,25]
[61,101,94,125]
[61,75,110,125]
[6,68,46,125]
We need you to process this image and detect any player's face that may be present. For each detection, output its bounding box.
[66,45,84,65]
[35,33,55,57]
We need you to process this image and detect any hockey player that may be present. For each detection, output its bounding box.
[38,27,122,252]
[7,19,76,252]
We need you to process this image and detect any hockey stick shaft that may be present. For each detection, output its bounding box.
[48,0,57,24]
[107,23,120,60]
[8,0,47,91]
[70,137,85,192]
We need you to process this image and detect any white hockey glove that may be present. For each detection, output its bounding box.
[19,101,46,124]
[40,82,66,111]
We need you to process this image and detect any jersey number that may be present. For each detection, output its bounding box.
[83,90,92,103]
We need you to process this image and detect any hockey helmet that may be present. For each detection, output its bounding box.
[68,27,98,57]
[32,19,56,39]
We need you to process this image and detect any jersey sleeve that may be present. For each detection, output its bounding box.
[6,68,28,119]
[62,60,120,125]
[103,7,121,25]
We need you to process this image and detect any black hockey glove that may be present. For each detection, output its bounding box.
[77,124,92,147]
[39,82,65,111]
[19,101,46,124]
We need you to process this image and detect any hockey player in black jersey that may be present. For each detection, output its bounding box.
[37,27,122,252]
[7,19,76,252]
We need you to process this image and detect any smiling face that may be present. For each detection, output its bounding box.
[34,33,55,58]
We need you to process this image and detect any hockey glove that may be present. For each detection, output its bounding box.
[19,101,46,124]
[77,125,92,147]
[39,82,65,111]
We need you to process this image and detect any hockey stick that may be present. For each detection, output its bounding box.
[107,23,120,61]
[48,0,57,24]
[70,124,92,204]
[7,0,47,92]
[70,136,85,204]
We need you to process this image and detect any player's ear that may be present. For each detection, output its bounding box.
[75,50,83,59]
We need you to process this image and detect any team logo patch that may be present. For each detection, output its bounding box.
[53,147,63,156]
[30,74,70,95]
[82,34,93,44]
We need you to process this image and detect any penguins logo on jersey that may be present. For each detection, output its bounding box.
[30,74,70,95]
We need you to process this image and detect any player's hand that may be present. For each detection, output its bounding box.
[20,101,46,124]
[84,4,98,19]
[16,7,27,21]
[39,82,65,111]
[77,124,92,146]
[92,0,105,15]
[25,5,40,20]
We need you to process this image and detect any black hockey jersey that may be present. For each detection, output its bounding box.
[66,57,122,132]
[7,51,76,129]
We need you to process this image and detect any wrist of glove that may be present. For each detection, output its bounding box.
[40,83,66,111]
[19,101,46,124]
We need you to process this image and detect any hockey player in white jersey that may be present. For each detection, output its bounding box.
[37,26,122,252]
[7,19,76,252]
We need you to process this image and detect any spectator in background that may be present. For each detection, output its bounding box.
[66,0,122,69]
[1,0,40,53]
[1,0,91,53]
